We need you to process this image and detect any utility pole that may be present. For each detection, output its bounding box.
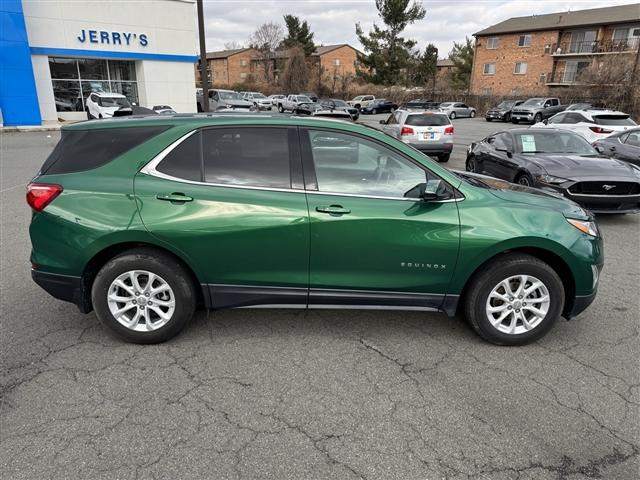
[197,0,209,112]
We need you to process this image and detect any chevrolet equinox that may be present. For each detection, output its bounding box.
[28,114,603,345]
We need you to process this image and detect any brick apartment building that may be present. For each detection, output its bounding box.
[195,44,361,87]
[470,3,640,96]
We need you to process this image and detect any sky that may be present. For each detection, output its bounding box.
[202,0,640,57]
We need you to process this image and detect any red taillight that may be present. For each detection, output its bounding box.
[444,126,454,135]
[26,183,63,212]
[401,126,414,136]
[589,126,613,134]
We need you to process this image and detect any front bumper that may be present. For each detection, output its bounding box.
[567,291,598,319]
[31,269,91,313]
[485,111,507,120]
[540,183,640,214]
[511,112,534,122]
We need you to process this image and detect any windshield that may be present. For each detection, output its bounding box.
[496,101,514,109]
[439,102,453,107]
[514,131,597,155]
[101,96,129,107]
[405,113,450,126]
[523,98,545,107]
[252,93,266,99]
[353,96,364,101]
[218,91,244,100]
[593,115,636,126]
[331,99,349,107]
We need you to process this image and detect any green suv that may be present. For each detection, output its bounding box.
[28,115,603,345]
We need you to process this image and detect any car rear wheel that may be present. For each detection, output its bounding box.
[515,172,533,186]
[463,254,564,346]
[470,110,476,118]
[278,104,284,113]
[91,248,196,344]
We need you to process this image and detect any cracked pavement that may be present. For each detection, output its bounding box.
[1,124,639,479]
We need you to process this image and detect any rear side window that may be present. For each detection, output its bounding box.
[202,128,291,188]
[405,114,450,126]
[41,126,170,175]
[156,132,202,182]
[593,115,636,126]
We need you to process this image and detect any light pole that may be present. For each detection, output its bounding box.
[197,0,209,112]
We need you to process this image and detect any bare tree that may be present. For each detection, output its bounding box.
[224,41,244,50]
[280,47,308,93]
[249,22,283,84]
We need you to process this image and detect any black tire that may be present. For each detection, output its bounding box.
[485,117,492,122]
[450,111,456,119]
[511,118,519,124]
[438,154,450,163]
[98,114,103,119]
[278,104,284,113]
[91,248,196,344]
[505,113,511,122]
[372,108,378,114]
[86,109,92,120]
[463,253,564,346]
[466,155,476,172]
[515,172,533,187]
[534,113,542,123]
[354,104,361,109]
[470,110,476,118]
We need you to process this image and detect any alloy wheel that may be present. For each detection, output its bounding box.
[107,270,175,332]
[517,175,531,186]
[485,275,550,335]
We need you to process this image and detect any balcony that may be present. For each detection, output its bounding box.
[551,38,639,56]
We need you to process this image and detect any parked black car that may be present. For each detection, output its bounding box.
[485,100,524,122]
[466,128,640,213]
[593,128,640,166]
[399,99,441,111]
[319,98,359,120]
[360,99,398,114]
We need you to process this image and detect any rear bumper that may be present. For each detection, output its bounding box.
[31,269,91,313]
[406,142,453,154]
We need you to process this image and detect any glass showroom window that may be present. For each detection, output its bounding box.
[48,57,139,113]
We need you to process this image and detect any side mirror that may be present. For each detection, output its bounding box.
[404,180,444,201]
[496,145,513,157]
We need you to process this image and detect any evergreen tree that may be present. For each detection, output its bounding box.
[355,0,426,85]
[281,15,315,56]
[410,43,438,86]
[448,37,475,90]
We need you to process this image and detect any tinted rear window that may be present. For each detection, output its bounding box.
[41,126,170,175]
[405,114,450,126]
[593,115,636,126]
[156,131,202,182]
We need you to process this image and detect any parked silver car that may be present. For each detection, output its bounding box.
[379,110,454,162]
[196,89,254,112]
[242,92,272,110]
[438,102,476,120]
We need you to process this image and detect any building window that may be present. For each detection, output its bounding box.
[514,62,527,74]
[483,63,496,75]
[240,59,247,66]
[480,87,493,95]
[48,57,138,113]
[539,72,547,83]
[517,34,531,47]
[487,37,499,49]
[240,72,247,79]
[544,44,551,54]
[333,58,341,66]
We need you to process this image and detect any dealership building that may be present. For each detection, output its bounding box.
[1,0,198,126]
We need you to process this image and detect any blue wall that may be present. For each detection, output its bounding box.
[0,0,41,126]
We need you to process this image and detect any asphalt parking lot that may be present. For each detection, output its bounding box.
[1,120,639,480]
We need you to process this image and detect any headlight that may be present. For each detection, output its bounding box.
[535,174,568,185]
[566,218,600,237]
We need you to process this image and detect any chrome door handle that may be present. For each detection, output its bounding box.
[156,193,193,203]
[316,205,351,215]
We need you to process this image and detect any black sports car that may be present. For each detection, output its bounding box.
[319,98,359,120]
[593,128,640,167]
[360,99,398,114]
[485,100,524,122]
[466,128,640,214]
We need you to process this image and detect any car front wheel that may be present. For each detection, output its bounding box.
[470,110,476,118]
[463,254,564,346]
[534,113,542,123]
[91,248,196,344]
[450,112,456,119]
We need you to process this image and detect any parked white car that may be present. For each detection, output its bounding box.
[534,109,637,143]
[347,95,375,109]
[85,92,131,119]
[242,92,272,110]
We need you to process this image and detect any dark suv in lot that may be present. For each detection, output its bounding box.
[28,114,602,345]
